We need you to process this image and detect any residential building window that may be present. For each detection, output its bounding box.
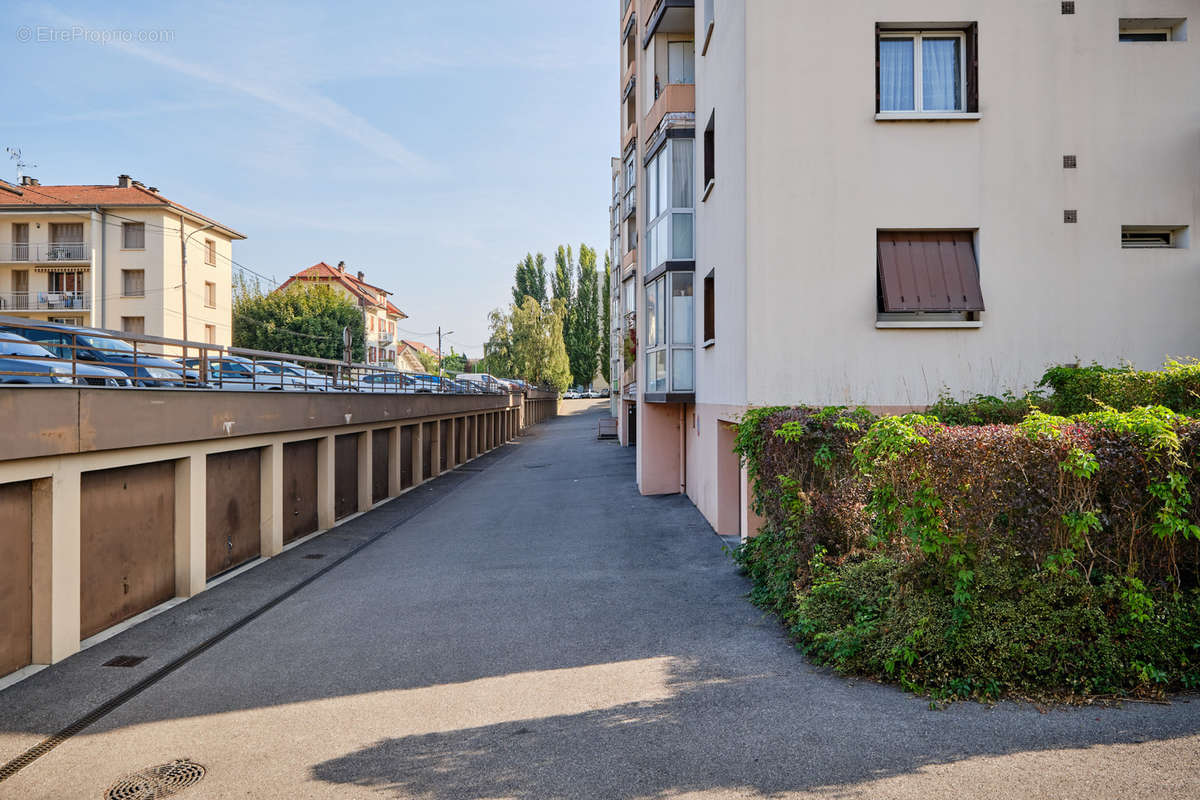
[369,346,377,362]
[11,223,28,261]
[1119,18,1187,41]
[703,269,715,344]
[877,26,978,114]
[667,40,695,84]
[623,150,637,219]
[205,324,216,344]
[121,316,145,335]
[644,270,694,394]
[645,138,695,270]
[876,231,984,325]
[204,238,216,266]
[48,222,84,260]
[122,269,145,297]
[122,222,145,249]
[1121,226,1189,248]
[703,112,715,196]
[49,270,83,294]
[204,281,217,308]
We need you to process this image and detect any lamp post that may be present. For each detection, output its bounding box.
[437,326,454,379]
[179,222,215,342]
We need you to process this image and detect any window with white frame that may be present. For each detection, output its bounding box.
[878,27,976,114]
[645,138,695,271]
[644,271,694,395]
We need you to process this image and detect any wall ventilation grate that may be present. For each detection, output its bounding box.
[1062,1,1075,14]
[1063,155,1077,168]
[1064,210,1078,223]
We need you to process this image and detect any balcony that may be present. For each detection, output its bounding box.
[642,0,694,46]
[0,291,91,312]
[0,242,90,263]
[644,82,695,137]
[377,331,395,345]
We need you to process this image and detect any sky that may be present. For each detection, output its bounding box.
[0,0,615,356]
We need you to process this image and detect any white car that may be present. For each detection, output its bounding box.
[257,360,334,391]
[182,356,308,390]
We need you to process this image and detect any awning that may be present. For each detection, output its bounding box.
[33,265,90,272]
[877,231,984,312]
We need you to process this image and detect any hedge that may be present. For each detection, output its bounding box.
[732,402,1200,700]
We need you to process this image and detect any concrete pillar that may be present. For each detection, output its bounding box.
[411,423,423,486]
[447,417,457,468]
[430,420,442,477]
[260,442,283,557]
[388,425,402,496]
[317,434,336,529]
[174,454,206,597]
[357,430,372,512]
[31,468,81,664]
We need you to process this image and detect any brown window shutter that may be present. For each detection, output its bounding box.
[966,22,979,113]
[877,231,984,313]
[875,24,881,114]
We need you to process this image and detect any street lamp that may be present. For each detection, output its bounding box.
[437,326,454,378]
[180,223,215,342]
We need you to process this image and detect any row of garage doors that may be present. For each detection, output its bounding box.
[0,420,465,678]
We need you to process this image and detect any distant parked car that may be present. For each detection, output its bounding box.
[564,390,579,399]
[181,356,306,390]
[0,320,187,387]
[0,331,130,386]
[257,359,333,391]
[359,371,415,393]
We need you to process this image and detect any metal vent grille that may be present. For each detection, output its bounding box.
[1064,210,1078,223]
[1063,155,1077,168]
[1062,1,1075,14]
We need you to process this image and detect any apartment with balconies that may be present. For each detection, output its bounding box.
[0,174,244,344]
[611,0,1199,539]
[278,261,407,368]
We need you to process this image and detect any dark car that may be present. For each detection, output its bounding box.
[0,320,187,387]
[0,331,130,386]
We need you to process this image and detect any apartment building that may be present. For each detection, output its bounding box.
[278,261,407,368]
[0,174,244,344]
[610,0,1199,538]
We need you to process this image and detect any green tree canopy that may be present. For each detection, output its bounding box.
[512,252,548,307]
[567,243,601,388]
[482,296,570,392]
[601,251,612,384]
[233,279,365,362]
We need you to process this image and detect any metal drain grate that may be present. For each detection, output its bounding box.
[105,760,206,799]
[301,553,325,560]
[103,656,147,668]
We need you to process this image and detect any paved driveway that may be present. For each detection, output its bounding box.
[2,400,1199,798]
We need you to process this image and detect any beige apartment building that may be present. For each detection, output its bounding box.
[0,174,244,344]
[278,261,407,369]
[610,0,1199,539]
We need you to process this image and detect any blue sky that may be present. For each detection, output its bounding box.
[0,1,614,356]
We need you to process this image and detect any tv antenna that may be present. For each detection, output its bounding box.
[5,147,36,182]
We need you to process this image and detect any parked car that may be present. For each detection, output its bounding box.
[359,371,414,393]
[257,359,334,391]
[181,355,307,390]
[455,373,512,394]
[0,320,187,387]
[0,331,130,386]
[564,390,580,399]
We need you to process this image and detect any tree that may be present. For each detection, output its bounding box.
[441,348,467,376]
[601,251,612,383]
[482,297,570,392]
[512,252,548,307]
[567,244,601,388]
[233,281,365,362]
[416,350,439,374]
[551,245,574,304]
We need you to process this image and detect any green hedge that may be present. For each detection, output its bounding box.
[732,402,1200,700]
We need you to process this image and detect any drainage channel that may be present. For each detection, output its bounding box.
[0,448,510,784]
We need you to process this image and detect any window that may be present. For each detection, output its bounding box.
[623,150,637,219]
[11,223,28,261]
[1119,18,1187,41]
[1122,226,1189,249]
[876,231,984,325]
[703,112,715,196]
[122,269,145,297]
[204,281,217,308]
[667,40,695,84]
[645,138,695,270]
[204,238,216,266]
[205,324,216,344]
[644,270,695,394]
[122,222,145,249]
[369,346,377,362]
[121,316,145,335]
[703,269,715,344]
[877,26,978,114]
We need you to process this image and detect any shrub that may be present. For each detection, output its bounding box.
[926,390,1049,426]
[1039,360,1200,416]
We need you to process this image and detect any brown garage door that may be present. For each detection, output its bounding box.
[401,425,414,489]
[334,434,358,520]
[372,429,389,504]
[0,481,32,676]
[422,422,434,480]
[440,420,451,468]
[283,440,319,544]
[81,462,175,640]
[206,449,262,579]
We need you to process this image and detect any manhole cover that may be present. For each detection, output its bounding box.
[105,760,206,799]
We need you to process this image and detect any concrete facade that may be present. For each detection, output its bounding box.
[611,0,1199,538]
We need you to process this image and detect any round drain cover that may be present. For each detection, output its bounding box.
[105,760,206,799]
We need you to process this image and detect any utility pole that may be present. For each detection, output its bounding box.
[180,221,215,342]
[437,326,454,379]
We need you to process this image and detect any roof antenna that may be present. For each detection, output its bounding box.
[5,147,36,182]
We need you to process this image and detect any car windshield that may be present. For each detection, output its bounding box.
[77,334,135,353]
[0,335,54,358]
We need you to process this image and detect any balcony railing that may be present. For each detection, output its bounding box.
[0,242,90,262]
[0,291,91,311]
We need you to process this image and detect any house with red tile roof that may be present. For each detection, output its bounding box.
[0,174,245,344]
[277,261,407,368]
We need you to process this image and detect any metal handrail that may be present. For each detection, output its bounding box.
[0,242,89,261]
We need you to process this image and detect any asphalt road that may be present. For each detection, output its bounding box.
[1,398,1199,798]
